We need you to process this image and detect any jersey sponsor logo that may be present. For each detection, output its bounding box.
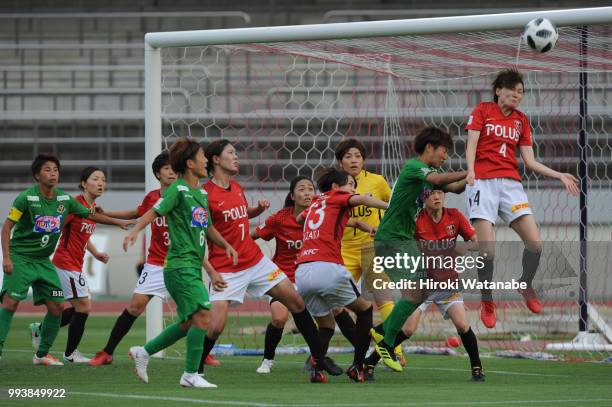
[484,123,520,142]
[287,239,303,250]
[57,204,66,214]
[191,206,209,228]
[80,222,96,234]
[267,268,284,281]
[351,205,372,218]
[27,195,40,202]
[222,205,247,222]
[301,248,318,257]
[33,215,61,233]
[57,195,70,201]
[153,216,168,227]
[303,229,319,241]
[510,202,530,213]
[177,185,189,192]
[7,207,23,222]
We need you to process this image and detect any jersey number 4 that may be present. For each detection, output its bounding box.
[469,190,481,207]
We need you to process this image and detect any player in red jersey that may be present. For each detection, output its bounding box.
[295,167,388,382]
[364,189,485,382]
[88,151,220,367]
[250,175,315,373]
[29,167,131,363]
[198,140,342,383]
[465,69,579,328]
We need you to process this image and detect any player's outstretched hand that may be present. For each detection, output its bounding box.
[560,173,579,196]
[226,245,238,266]
[257,199,270,212]
[210,270,228,291]
[95,252,110,264]
[119,219,137,230]
[466,171,475,186]
[2,258,13,275]
[123,233,137,252]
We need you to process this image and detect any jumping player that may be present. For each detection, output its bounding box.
[465,69,579,328]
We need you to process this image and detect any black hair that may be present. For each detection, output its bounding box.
[152,150,170,180]
[31,154,60,181]
[78,167,105,190]
[204,139,232,175]
[492,69,524,103]
[334,138,367,162]
[413,126,453,155]
[316,167,353,193]
[284,175,315,207]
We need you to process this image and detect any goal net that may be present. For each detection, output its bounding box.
[145,8,612,361]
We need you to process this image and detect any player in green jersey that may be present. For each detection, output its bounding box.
[124,137,237,388]
[0,154,129,365]
[371,127,468,372]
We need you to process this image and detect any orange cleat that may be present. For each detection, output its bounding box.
[480,300,497,328]
[89,351,113,366]
[518,287,542,314]
[205,354,221,366]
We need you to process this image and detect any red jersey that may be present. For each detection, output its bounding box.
[414,208,476,281]
[137,189,169,267]
[203,179,263,272]
[52,195,96,272]
[466,101,532,181]
[256,207,302,282]
[296,190,354,266]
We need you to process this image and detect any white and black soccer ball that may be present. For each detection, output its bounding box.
[522,17,559,53]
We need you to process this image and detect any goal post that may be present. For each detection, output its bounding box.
[143,7,612,359]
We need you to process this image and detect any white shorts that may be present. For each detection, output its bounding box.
[133,263,168,299]
[465,178,533,225]
[56,267,89,300]
[295,261,360,318]
[418,290,464,320]
[209,256,287,304]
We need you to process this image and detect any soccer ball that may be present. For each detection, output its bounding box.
[522,17,558,53]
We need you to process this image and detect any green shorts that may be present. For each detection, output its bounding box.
[164,267,211,322]
[1,257,64,305]
[373,240,425,284]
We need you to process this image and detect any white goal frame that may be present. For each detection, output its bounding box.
[143,6,612,351]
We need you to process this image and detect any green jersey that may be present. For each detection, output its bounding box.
[153,178,210,270]
[375,158,440,241]
[7,185,91,262]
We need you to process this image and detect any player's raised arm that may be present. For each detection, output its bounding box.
[519,145,579,196]
[98,209,139,220]
[248,199,270,218]
[425,170,468,188]
[347,194,388,210]
[123,209,158,251]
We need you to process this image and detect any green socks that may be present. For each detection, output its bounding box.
[185,326,206,373]
[37,312,61,357]
[144,321,186,355]
[0,308,15,356]
[382,299,419,348]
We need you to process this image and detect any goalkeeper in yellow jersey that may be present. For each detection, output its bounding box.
[333,139,404,364]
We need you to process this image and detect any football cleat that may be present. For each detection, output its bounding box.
[363,364,375,382]
[180,372,217,388]
[346,363,365,383]
[480,300,497,328]
[33,353,63,366]
[256,358,274,374]
[375,340,402,372]
[89,350,113,366]
[205,354,221,366]
[518,287,542,314]
[309,369,328,383]
[64,349,91,364]
[471,366,486,382]
[128,346,150,384]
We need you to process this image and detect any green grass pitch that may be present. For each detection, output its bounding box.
[1,315,611,407]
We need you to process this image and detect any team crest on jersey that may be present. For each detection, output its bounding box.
[446,224,456,235]
[57,204,66,214]
[514,120,522,133]
[33,215,61,233]
[191,206,209,228]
